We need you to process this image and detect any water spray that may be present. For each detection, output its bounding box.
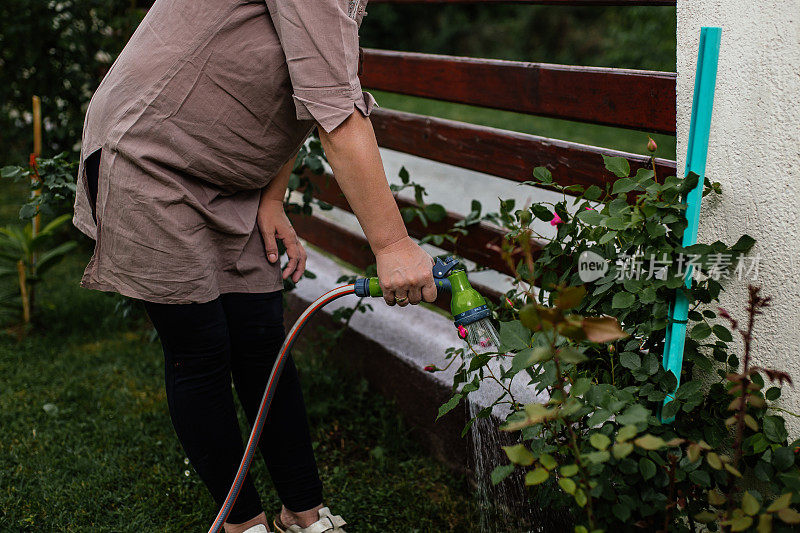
[208,257,496,532]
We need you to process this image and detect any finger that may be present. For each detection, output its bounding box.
[263,230,279,263]
[422,280,438,303]
[408,285,422,305]
[383,287,396,306]
[282,240,301,280]
[292,246,307,283]
[395,288,410,307]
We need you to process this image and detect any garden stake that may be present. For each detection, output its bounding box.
[209,257,497,532]
[660,27,721,423]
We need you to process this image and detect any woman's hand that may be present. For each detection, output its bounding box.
[257,199,307,283]
[374,236,437,307]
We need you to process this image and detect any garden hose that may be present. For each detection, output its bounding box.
[209,257,497,532]
[208,284,356,533]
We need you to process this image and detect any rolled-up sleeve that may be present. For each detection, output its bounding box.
[265,0,378,134]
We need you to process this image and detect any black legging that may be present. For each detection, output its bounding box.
[143,291,323,524]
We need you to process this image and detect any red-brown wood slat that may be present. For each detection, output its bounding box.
[368,108,677,191]
[289,212,503,306]
[370,0,674,5]
[300,169,539,276]
[359,49,676,134]
[290,213,376,270]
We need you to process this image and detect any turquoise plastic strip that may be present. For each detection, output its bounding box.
[660,27,722,423]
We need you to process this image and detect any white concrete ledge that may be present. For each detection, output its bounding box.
[292,241,545,415]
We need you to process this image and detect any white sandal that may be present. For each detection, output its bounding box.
[242,525,270,533]
[273,507,347,533]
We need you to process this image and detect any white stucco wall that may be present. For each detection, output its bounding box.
[678,2,800,435]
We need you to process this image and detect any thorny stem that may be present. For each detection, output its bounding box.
[553,348,596,530]
[722,286,770,529]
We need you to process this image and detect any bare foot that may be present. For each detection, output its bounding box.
[224,511,270,533]
[279,504,324,528]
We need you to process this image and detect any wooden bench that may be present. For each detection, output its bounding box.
[293,0,677,305]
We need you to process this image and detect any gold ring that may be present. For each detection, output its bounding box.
[396,296,408,303]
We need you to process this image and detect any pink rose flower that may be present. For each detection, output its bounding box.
[457,325,468,339]
[424,365,436,373]
[550,213,563,226]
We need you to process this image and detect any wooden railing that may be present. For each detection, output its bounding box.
[292,0,677,300]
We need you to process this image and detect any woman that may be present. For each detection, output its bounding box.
[72,0,437,531]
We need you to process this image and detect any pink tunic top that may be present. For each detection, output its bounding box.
[72,0,376,304]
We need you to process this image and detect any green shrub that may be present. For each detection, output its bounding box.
[436,156,800,532]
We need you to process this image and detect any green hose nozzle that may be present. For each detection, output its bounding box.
[354,257,491,327]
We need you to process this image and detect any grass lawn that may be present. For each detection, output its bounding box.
[367,90,677,160]
[0,247,478,532]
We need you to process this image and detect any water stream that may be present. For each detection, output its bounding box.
[468,400,540,532]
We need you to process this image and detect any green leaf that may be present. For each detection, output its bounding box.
[695,511,717,523]
[491,464,515,485]
[502,444,535,466]
[661,399,680,420]
[423,203,447,223]
[617,404,650,426]
[767,493,792,512]
[558,477,577,495]
[590,433,611,450]
[763,416,788,443]
[398,166,410,184]
[525,467,549,486]
[557,347,588,364]
[574,488,587,508]
[584,185,602,201]
[689,469,710,486]
[616,425,638,442]
[766,387,781,401]
[639,457,656,480]
[731,234,756,253]
[619,351,641,370]
[690,322,712,340]
[437,394,462,420]
[539,453,557,470]
[612,442,633,459]
[575,209,604,226]
[570,378,591,397]
[675,380,703,400]
[560,464,579,477]
[742,491,761,516]
[511,347,552,371]
[612,292,635,309]
[533,166,553,183]
[603,156,631,178]
[777,508,800,525]
[498,320,532,351]
[633,434,666,450]
[612,503,631,522]
[757,513,772,533]
[728,516,753,531]
[772,447,794,470]
[712,324,733,342]
[532,204,554,222]
[706,452,723,470]
[612,178,637,195]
